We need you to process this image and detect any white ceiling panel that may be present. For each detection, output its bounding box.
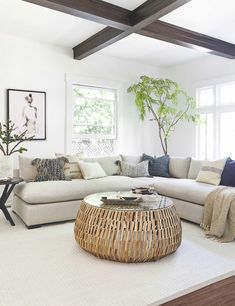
[101,33,207,67]
[161,0,235,44]
[0,0,104,47]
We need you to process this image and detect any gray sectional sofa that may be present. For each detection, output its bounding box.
[12,155,217,228]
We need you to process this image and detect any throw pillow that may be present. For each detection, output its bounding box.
[32,157,70,182]
[18,156,38,182]
[55,153,83,179]
[142,154,170,177]
[83,155,121,176]
[220,158,235,187]
[78,161,107,180]
[196,158,227,185]
[119,160,149,177]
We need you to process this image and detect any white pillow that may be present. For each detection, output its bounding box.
[78,161,107,180]
[83,155,121,175]
[196,158,227,185]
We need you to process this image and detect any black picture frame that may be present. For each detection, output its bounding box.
[7,89,46,141]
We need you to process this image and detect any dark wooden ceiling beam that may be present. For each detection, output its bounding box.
[131,0,190,28]
[139,21,235,59]
[23,0,235,60]
[73,0,191,59]
[23,0,131,30]
[74,27,123,60]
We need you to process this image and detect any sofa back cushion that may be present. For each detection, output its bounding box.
[83,155,121,176]
[120,155,142,165]
[19,156,38,182]
[188,159,204,179]
[169,157,191,179]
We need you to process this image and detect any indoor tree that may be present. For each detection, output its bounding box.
[128,76,200,155]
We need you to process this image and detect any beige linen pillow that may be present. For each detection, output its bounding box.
[196,158,227,185]
[78,161,107,180]
[18,156,38,182]
[55,153,83,179]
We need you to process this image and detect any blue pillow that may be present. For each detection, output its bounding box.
[142,154,170,177]
[220,158,235,187]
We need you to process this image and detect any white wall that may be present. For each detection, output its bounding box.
[0,32,166,164]
[166,55,235,157]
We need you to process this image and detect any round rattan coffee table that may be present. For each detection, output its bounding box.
[74,192,182,263]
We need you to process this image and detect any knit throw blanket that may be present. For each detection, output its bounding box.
[200,186,235,242]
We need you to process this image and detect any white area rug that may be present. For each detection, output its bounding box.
[0,212,234,306]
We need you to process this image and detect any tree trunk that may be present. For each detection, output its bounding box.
[158,127,167,155]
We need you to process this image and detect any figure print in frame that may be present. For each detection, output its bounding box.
[7,89,46,140]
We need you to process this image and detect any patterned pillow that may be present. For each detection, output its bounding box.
[32,157,70,182]
[119,160,149,177]
[196,158,227,185]
[142,154,170,177]
[55,153,83,179]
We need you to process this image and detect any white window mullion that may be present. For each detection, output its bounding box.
[213,85,218,159]
[196,80,235,160]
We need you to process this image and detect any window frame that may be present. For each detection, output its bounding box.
[72,84,117,140]
[65,74,120,154]
[196,78,235,159]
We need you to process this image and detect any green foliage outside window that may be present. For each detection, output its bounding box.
[73,86,115,136]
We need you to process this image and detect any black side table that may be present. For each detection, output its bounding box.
[0,178,23,226]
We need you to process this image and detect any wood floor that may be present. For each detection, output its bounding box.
[161,276,235,306]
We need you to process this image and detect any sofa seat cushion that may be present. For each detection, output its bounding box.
[142,177,218,205]
[14,176,151,204]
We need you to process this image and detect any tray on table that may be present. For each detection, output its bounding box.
[101,196,143,206]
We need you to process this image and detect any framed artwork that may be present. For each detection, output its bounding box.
[7,89,46,140]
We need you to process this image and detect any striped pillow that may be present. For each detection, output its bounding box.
[196,158,227,185]
[55,153,83,179]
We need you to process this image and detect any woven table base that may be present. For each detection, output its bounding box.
[74,199,182,263]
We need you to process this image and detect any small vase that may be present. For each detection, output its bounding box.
[0,155,13,178]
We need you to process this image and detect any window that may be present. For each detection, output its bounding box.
[71,84,117,157]
[196,81,235,159]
